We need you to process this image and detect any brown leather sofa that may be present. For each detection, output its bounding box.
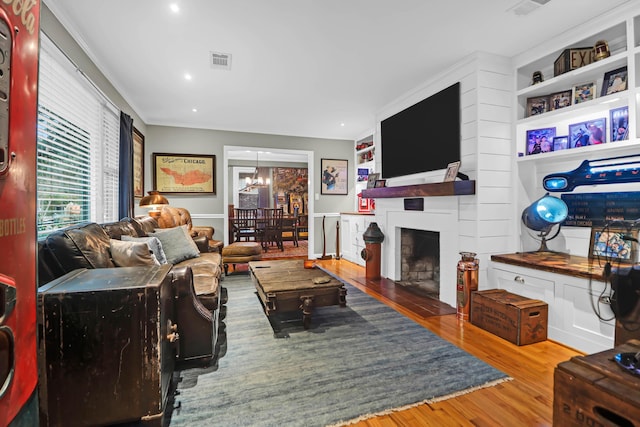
[37,216,225,363]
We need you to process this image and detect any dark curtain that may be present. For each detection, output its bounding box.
[119,112,134,219]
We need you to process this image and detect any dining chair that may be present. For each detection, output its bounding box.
[259,208,284,251]
[281,211,299,247]
[231,208,259,242]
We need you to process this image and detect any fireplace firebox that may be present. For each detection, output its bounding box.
[398,228,440,299]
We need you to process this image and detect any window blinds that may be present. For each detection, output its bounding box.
[37,34,120,238]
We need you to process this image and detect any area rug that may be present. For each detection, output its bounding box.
[167,273,509,427]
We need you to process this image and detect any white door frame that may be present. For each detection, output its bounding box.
[223,145,314,259]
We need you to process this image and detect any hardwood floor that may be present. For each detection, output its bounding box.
[315,258,583,426]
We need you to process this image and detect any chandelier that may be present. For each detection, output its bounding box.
[244,152,270,188]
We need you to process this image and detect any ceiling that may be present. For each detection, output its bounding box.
[44,0,630,141]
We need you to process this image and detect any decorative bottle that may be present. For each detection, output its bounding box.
[456,252,479,321]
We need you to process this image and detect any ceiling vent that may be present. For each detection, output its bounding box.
[508,0,551,16]
[210,51,232,70]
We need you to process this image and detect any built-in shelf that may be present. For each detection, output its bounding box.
[361,180,475,199]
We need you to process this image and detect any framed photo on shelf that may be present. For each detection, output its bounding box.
[357,168,369,182]
[572,82,596,104]
[152,152,215,194]
[552,136,569,152]
[549,90,572,111]
[610,106,629,142]
[568,118,606,148]
[374,179,387,188]
[525,127,556,155]
[367,173,380,189]
[589,227,637,263]
[526,95,549,117]
[443,161,461,182]
[132,127,145,198]
[601,66,628,97]
[321,158,348,195]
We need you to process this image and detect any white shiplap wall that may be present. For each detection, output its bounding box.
[373,51,514,299]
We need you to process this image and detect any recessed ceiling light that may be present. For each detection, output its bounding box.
[192,108,198,112]
[184,73,192,80]
[170,4,179,13]
[340,123,345,127]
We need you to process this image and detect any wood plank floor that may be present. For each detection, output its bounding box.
[315,258,583,427]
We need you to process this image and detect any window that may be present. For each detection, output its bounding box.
[37,34,120,238]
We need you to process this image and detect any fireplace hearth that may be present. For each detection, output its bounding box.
[397,228,440,299]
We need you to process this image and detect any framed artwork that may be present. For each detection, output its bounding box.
[552,136,569,152]
[357,168,369,182]
[568,118,606,148]
[374,179,387,188]
[132,127,145,198]
[526,127,556,155]
[152,152,216,194]
[367,173,380,189]
[321,158,348,195]
[526,95,549,117]
[573,82,596,104]
[549,90,572,111]
[443,161,461,182]
[589,227,637,263]
[610,106,629,142]
[601,66,628,97]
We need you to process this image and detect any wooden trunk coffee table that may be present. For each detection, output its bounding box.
[249,260,347,329]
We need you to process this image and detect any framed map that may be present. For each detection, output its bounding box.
[152,153,216,194]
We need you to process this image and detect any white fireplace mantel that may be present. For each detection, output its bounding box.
[375,196,461,308]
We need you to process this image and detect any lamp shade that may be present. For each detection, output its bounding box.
[139,190,169,208]
[521,194,568,232]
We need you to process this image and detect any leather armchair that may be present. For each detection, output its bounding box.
[156,205,222,252]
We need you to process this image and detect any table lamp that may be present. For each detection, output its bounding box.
[139,190,169,219]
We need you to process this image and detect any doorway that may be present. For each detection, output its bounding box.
[223,146,314,259]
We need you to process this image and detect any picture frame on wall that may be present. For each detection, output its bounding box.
[572,82,596,104]
[526,95,549,117]
[610,105,629,142]
[568,118,606,148]
[589,227,638,263]
[601,66,628,97]
[132,127,145,198]
[549,90,572,111]
[321,158,348,195]
[152,152,216,194]
[526,127,556,155]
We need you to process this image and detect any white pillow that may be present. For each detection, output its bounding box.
[110,239,160,267]
[121,235,168,265]
[148,226,200,264]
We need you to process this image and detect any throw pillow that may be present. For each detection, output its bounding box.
[109,239,160,267]
[149,226,200,264]
[121,235,168,265]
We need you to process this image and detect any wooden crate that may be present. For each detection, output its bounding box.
[553,339,640,426]
[554,47,594,76]
[470,289,547,345]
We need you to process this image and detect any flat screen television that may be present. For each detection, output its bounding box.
[380,82,460,179]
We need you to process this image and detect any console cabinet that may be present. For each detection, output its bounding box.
[340,213,374,266]
[490,261,615,354]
